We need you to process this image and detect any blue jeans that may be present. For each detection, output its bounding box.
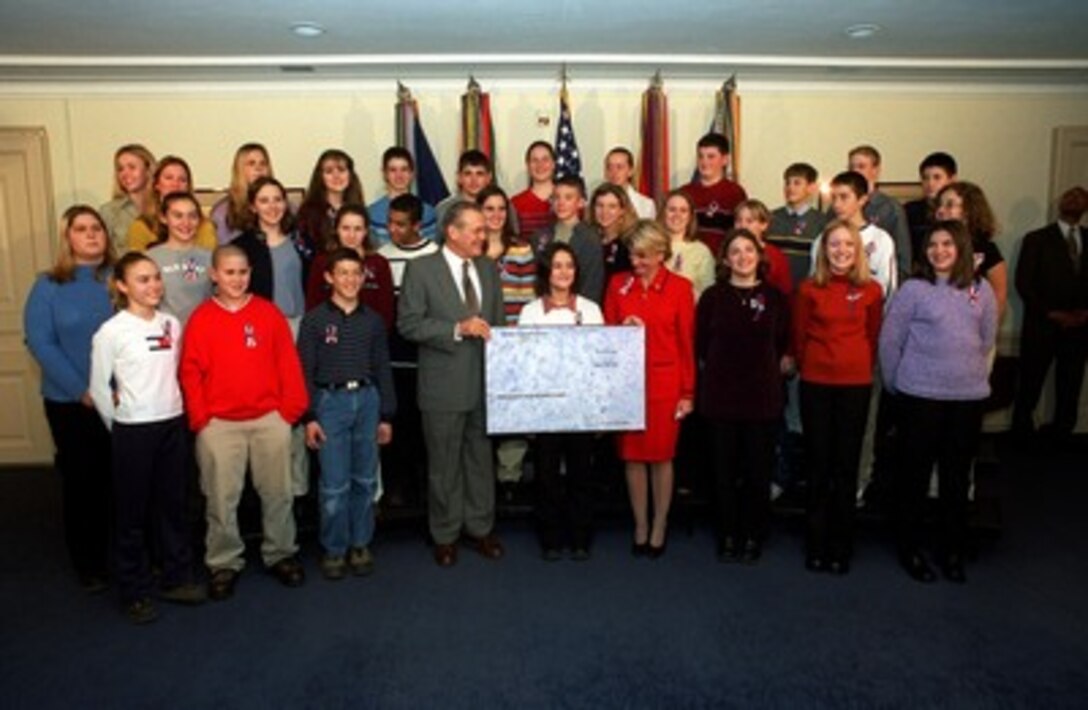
[315,386,380,557]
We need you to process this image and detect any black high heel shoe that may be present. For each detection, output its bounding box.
[941,554,966,584]
[899,551,937,584]
[647,533,667,559]
[631,541,649,557]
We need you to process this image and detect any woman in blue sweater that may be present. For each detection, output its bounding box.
[24,205,117,593]
[879,220,997,584]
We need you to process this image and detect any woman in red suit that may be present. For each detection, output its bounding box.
[604,220,696,557]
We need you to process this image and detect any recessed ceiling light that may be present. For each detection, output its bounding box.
[290,22,326,38]
[844,23,881,39]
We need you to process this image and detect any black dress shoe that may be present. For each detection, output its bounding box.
[740,539,762,565]
[717,536,740,563]
[899,552,937,583]
[942,555,967,584]
[828,558,850,576]
[805,555,826,573]
[433,543,458,567]
[207,569,238,601]
[269,557,305,588]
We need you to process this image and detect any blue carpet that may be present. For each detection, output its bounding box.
[2,441,1086,709]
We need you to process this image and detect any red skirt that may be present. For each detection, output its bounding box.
[617,396,681,463]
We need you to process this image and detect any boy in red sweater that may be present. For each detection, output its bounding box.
[680,132,748,258]
[180,245,309,600]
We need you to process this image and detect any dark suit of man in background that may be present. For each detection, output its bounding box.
[1013,186,1088,444]
[397,202,506,566]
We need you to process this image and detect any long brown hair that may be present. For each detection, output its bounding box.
[938,181,997,242]
[139,155,193,233]
[476,185,519,255]
[589,183,639,242]
[915,220,976,289]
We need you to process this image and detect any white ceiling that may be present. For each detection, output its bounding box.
[1,0,1086,83]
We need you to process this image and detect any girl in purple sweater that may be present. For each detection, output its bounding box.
[879,220,997,584]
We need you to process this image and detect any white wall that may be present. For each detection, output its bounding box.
[3,78,1087,346]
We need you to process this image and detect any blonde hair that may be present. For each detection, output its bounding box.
[736,198,771,226]
[111,144,156,201]
[49,205,117,284]
[812,219,871,287]
[226,143,273,231]
[628,219,672,262]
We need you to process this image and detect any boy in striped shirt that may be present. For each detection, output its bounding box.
[298,248,396,580]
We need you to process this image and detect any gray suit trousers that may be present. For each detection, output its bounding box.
[422,406,495,544]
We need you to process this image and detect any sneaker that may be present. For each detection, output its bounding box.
[125,597,159,625]
[321,556,346,581]
[347,547,375,577]
[159,583,207,605]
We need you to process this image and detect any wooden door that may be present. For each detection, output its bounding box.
[0,127,57,464]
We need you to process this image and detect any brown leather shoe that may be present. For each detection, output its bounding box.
[433,543,458,567]
[465,533,505,560]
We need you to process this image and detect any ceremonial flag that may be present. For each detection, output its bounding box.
[554,83,582,181]
[692,76,742,183]
[714,76,741,182]
[461,76,495,164]
[638,71,670,206]
[395,82,450,206]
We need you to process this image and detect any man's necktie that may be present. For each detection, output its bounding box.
[1068,225,1081,275]
[462,259,480,315]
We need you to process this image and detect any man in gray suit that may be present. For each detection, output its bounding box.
[397,202,507,566]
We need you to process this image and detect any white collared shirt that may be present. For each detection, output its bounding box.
[625,185,658,220]
[442,245,482,305]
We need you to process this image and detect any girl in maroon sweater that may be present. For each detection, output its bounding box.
[305,204,394,330]
[792,219,883,575]
[697,229,790,564]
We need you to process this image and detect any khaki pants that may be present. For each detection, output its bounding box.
[196,411,298,571]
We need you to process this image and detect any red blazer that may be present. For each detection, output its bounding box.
[604,268,696,403]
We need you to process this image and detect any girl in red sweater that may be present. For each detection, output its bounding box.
[792,219,883,575]
[735,199,794,296]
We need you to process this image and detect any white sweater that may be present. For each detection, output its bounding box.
[90,309,184,429]
[517,296,604,326]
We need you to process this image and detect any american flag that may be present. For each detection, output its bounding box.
[555,85,582,180]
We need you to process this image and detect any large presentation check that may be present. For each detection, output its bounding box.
[485,325,645,435]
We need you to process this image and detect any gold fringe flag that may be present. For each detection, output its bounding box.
[638,70,670,207]
[460,76,495,164]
